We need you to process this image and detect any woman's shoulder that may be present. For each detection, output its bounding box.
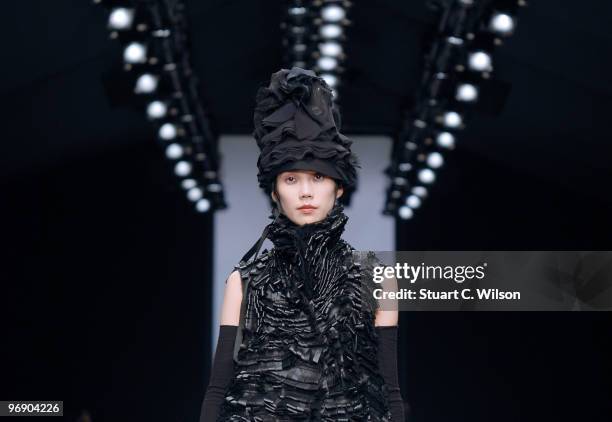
[351,250,383,267]
[231,249,274,282]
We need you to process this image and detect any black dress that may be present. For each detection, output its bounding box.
[216,204,393,421]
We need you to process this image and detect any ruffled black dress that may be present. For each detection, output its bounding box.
[216,204,392,421]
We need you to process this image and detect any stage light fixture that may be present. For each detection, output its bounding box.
[398,162,412,172]
[443,111,463,128]
[293,43,307,53]
[412,186,428,198]
[418,168,436,184]
[317,56,338,71]
[398,206,414,220]
[108,8,134,31]
[456,83,478,102]
[123,42,147,64]
[383,0,522,217]
[146,101,167,119]
[291,26,306,36]
[394,177,408,186]
[196,198,211,213]
[321,5,346,22]
[468,51,492,72]
[489,12,515,35]
[187,186,203,202]
[207,183,223,193]
[319,41,342,57]
[289,6,307,16]
[447,36,464,46]
[181,178,197,190]
[436,132,455,149]
[321,73,338,88]
[319,24,342,39]
[426,152,444,168]
[165,143,183,159]
[174,161,192,177]
[406,195,422,209]
[159,123,177,140]
[97,0,227,213]
[134,73,158,94]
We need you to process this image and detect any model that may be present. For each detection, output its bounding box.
[200,67,404,421]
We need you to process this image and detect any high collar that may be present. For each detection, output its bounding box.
[264,203,348,300]
[266,203,348,257]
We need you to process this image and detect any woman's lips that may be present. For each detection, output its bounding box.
[298,206,317,214]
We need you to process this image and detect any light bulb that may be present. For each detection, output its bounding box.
[317,56,338,71]
[426,152,444,169]
[489,12,515,35]
[134,74,158,94]
[174,161,192,177]
[187,187,203,202]
[406,195,422,209]
[123,42,147,64]
[196,198,211,213]
[398,206,414,220]
[320,24,343,39]
[418,168,436,184]
[456,83,478,102]
[181,179,197,190]
[147,101,167,119]
[159,123,177,140]
[165,143,183,160]
[412,186,428,198]
[468,51,492,72]
[436,132,455,149]
[319,42,342,57]
[443,111,462,128]
[321,5,345,22]
[108,8,134,30]
[321,73,338,88]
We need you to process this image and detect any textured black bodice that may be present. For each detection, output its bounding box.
[217,204,391,421]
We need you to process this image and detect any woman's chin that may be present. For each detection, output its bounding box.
[290,213,323,226]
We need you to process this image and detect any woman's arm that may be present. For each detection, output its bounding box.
[199,271,242,422]
[219,270,243,325]
[374,275,404,421]
[375,325,405,421]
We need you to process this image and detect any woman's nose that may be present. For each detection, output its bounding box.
[299,180,313,198]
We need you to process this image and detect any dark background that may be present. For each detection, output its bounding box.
[1,1,611,421]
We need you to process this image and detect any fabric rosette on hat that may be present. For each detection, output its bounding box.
[253,67,359,198]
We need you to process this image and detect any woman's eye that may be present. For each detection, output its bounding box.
[285,176,296,183]
[314,174,324,181]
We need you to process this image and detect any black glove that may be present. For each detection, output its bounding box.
[199,325,237,422]
[376,325,405,422]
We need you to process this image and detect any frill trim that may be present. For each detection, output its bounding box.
[252,67,358,192]
[217,207,392,421]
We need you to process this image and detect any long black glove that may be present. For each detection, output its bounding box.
[199,325,238,422]
[376,325,405,422]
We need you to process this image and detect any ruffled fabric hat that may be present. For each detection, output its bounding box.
[240,68,359,265]
[253,67,359,194]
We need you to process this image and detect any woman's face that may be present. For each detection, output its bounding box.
[272,170,343,226]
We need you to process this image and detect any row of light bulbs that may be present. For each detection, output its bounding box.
[284,1,349,97]
[390,2,523,220]
[315,2,349,97]
[99,2,225,213]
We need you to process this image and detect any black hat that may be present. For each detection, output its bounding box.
[253,67,359,193]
